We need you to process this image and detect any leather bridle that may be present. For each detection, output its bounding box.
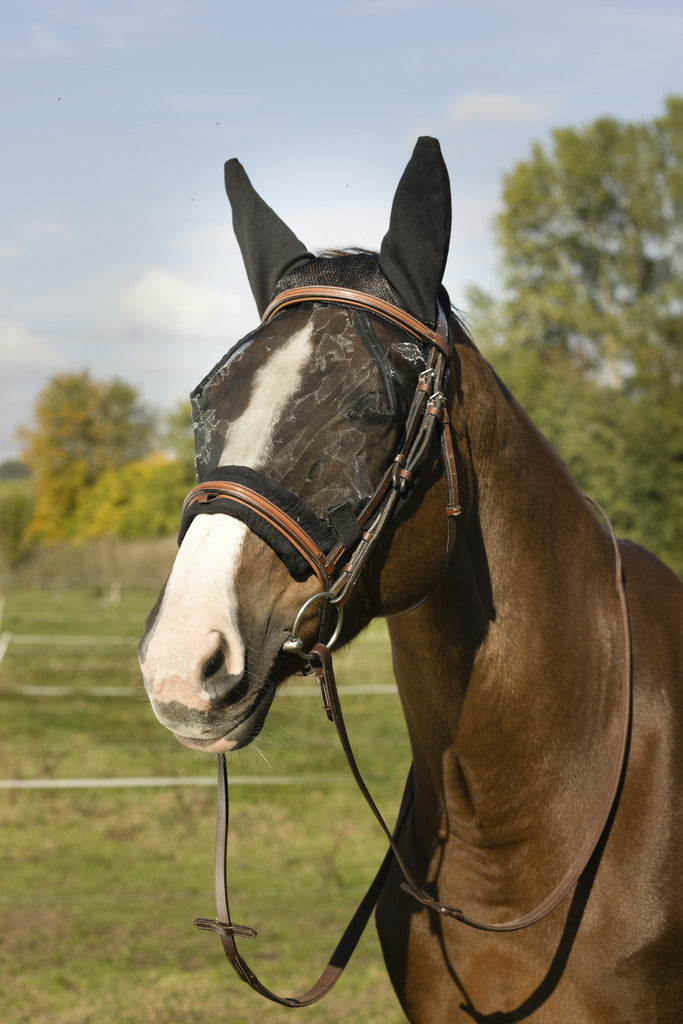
[185,287,633,1007]
[181,286,460,595]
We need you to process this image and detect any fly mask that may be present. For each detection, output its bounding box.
[178,258,461,634]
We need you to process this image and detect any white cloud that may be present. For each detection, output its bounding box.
[0,321,62,371]
[449,91,558,128]
[120,267,252,341]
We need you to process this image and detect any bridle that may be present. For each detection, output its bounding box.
[183,286,633,1007]
[180,285,461,597]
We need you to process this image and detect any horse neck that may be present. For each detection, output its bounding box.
[387,342,624,851]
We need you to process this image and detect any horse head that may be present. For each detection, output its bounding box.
[138,138,462,754]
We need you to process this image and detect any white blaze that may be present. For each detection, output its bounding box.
[219,323,314,467]
[141,516,248,710]
[141,318,315,721]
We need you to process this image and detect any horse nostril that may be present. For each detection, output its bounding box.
[221,675,249,706]
[199,633,248,705]
[201,635,227,682]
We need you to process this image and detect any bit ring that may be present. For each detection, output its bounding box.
[281,591,344,659]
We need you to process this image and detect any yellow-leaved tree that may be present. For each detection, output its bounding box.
[19,371,155,543]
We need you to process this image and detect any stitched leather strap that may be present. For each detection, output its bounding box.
[262,285,450,358]
[181,481,342,587]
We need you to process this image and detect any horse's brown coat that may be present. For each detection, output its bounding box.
[372,334,683,1022]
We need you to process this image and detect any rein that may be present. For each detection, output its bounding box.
[189,288,633,1005]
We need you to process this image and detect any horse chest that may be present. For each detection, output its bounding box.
[379,899,649,1023]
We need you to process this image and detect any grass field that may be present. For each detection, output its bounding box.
[0,583,411,1023]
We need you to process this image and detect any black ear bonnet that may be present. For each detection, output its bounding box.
[225,137,451,326]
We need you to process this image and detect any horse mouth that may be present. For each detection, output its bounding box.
[173,732,239,754]
[170,661,281,753]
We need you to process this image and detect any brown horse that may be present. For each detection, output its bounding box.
[138,139,683,1021]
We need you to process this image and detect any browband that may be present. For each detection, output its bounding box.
[262,285,450,357]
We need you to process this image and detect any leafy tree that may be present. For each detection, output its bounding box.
[19,371,155,542]
[72,455,195,541]
[496,95,683,391]
[466,97,683,578]
[480,329,683,576]
[0,483,36,566]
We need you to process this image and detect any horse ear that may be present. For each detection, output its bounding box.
[379,137,451,326]
[224,159,313,316]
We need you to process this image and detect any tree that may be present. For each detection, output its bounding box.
[466,97,683,577]
[19,371,155,542]
[72,455,195,541]
[496,95,683,391]
[0,483,35,566]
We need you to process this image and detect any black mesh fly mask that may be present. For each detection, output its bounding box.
[178,254,457,593]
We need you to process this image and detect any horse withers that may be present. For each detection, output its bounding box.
[138,139,683,1022]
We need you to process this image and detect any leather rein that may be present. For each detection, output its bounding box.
[187,286,633,1006]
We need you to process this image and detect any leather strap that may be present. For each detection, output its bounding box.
[262,285,450,359]
[194,751,414,1006]
[181,481,342,587]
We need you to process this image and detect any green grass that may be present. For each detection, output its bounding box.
[0,586,410,1023]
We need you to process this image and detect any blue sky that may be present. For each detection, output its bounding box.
[1,0,681,462]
